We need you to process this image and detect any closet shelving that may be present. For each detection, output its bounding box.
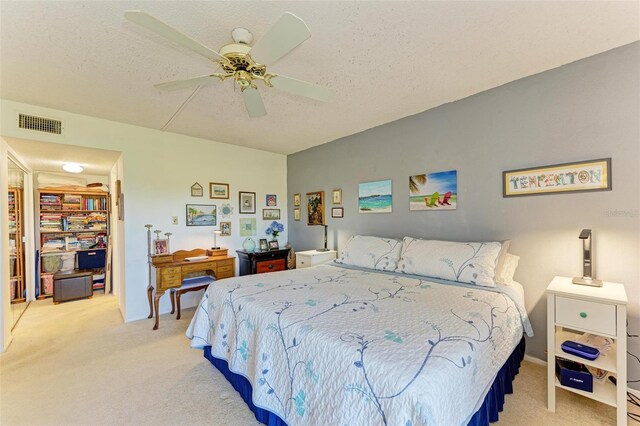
[9,188,25,304]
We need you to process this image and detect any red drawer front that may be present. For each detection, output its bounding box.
[256,259,285,274]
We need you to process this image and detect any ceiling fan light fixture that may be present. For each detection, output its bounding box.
[62,162,83,173]
[231,27,253,45]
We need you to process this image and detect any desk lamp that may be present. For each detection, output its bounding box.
[572,229,602,287]
[212,230,222,250]
[317,224,329,252]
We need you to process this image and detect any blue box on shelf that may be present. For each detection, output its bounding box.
[555,357,593,392]
[77,249,106,270]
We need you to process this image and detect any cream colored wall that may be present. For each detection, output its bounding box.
[0,99,288,323]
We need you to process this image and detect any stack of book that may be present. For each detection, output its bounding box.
[83,196,106,210]
[40,213,63,231]
[67,214,88,231]
[77,233,98,248]
[87,212,107,230]
[40,194,61,210]
[62,194,82,210]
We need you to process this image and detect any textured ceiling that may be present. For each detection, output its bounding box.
[1,1,638,154]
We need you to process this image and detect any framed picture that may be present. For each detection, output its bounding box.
[259,238,268,251]
[220,221,231,236]
[359,179,392,213]
[293,207,301,221]
[409,170,457,211]
[239,191,256,214]
[293,193,301,206]
[191,182,203,197]
[262,208,281,220]
[186,204,217,226]
[503,158,611,197]
[154,239,169,255]
[266,194,277,206]
[332,189,342,204]
[268,240,279,250]
[239,218,257,236]
[307,191,325,225]
[209,182,229,199]
[331,207,344,218]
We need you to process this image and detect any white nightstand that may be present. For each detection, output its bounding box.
[295,250,337,269]
[546,276,627,425]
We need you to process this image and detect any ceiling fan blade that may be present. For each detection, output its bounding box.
[241,88,267,118]
[124,11,226,62]
[268,75,333,102]
[249,12,311,65]
[154,75,223,91]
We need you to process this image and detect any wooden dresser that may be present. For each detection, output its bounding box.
[236,248,290,276]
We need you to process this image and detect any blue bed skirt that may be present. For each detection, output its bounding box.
[203,337,526,426]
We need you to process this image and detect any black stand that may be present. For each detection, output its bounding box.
[317,224,329,252]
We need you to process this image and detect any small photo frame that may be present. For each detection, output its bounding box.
[259,238,268,251]
[262,208,281,220]
[154,239,169,254]
[209,182,230,199]
[266,194,277,206]
[220,221,231,236]
[191,182,203,197]
[268,240,279,250]
[293,207,301,221]
[293,193,301,206]
[331,207,344,218]
[239,191,256,214]
[332,189,342,204]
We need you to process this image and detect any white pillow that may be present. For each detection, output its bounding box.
[396,237,505,287]
[496,253,520,285]
[336,235,403,271]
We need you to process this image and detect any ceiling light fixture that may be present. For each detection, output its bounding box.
[62,163,83,173]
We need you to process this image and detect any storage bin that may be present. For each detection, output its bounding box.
[77,249,106,270]
[42,273,54,295]
[53,271,93,304]
[555,357,593,392]
[42,252,76,273]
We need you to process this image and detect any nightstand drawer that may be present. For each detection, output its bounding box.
[256,259,285,274]
[556,296,616,336]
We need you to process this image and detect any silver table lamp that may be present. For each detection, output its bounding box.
[572,229,602,287]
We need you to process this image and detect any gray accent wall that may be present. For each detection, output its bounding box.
[287,42,640,380]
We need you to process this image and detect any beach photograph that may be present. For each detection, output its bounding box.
[409,170,458,210]
[359,179,392,213]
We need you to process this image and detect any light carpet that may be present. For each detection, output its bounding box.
[0,293,635,425]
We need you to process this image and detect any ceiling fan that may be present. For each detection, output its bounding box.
[124,11,333,118]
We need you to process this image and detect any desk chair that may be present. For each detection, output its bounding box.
[169,275,214,320]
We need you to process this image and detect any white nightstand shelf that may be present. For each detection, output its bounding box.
[547,276,627,425]
[295,250,337,269]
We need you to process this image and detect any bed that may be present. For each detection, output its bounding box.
[187,242,533,426]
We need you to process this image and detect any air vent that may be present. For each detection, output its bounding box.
[18,113,63,135]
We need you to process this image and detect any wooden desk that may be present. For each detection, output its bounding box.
[149,248,235,330]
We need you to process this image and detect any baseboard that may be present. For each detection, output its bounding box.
[524,354,547,366]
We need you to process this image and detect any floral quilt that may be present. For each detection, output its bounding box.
[186,264,533,426]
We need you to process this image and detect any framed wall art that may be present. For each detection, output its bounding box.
[332,189,342,204]
[191,182,203,197]
[503,158,611,197]
[409,170,457,210]
[209,182,230,199]
[293,207,301,221]
[306,191,325,225]
[262,208,281,220]
[186,204,217,226]
[220,221,231,236]
[293,193,301,206]
[239,218,257,236]
[239,191,256,214]
[266,194,277,206]
[331,207,344,218]
[359,179,392,213]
